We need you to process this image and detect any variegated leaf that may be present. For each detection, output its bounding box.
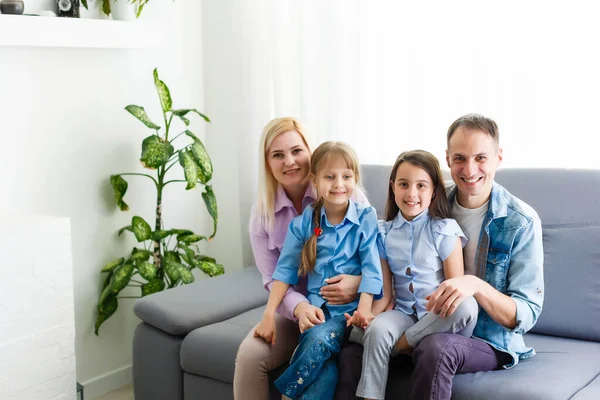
[153,68,172,112]
[140,135,174,169]
[110,175,129,211]
[118,225,133,237]
[179,267,195,284]
[151,230,171,241]
[101,257,124,273]
[125,105,160,130]
[110,263,135,292]
[202,185,218,239]
[172,109,211,123]
[198,261,225,277]
[163,251,181,264]
[165,261,182,282]
[177,233,206,243]
[178,150,198,190]
[131,248,151,261]
[132,216,152,242]
[95,295,117,335]
[137,261,157,281]
[185,130,213,183]
[141,278,165,297]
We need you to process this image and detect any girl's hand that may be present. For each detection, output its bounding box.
[294,302,325,333]
[254,314,277,344]
[320,274,361,304]
[344,310,375,328]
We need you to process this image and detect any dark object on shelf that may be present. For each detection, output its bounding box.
[57,0,80,18]
[0,0,25,15]
[77,382,84,400]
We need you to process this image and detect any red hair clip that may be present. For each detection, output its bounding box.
[314,227,323,237]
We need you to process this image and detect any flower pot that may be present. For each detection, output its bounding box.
[111,0,137,21]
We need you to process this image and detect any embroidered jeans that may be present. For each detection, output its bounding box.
[274,314,347,400]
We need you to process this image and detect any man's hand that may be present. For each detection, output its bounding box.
[426,275,480,318]
[294,302,325,333]
[344,309,375,328]
[320,274,361,305]
[254,313,277,344]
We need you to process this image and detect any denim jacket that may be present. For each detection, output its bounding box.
[447,182,544,368]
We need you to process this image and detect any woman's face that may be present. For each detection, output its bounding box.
[266,130,311,188]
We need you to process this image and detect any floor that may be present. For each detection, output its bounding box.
[91,384,134,400]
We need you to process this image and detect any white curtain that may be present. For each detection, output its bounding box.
[225,0,600,263]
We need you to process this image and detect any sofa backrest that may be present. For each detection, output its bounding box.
[361,165,600,342]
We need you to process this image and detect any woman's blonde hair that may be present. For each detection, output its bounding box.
[257,117,313,230]
[299,141,361,276]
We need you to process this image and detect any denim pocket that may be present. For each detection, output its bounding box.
[486,249,510,291]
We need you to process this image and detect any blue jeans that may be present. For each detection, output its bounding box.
[274,314,347,400]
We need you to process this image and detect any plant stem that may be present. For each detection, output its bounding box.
[119,173,158,187]
[131,279,144,285]
[163,180,187,186]
[117,296,142,299]
[164,156,179,173]
[169,130,186,143]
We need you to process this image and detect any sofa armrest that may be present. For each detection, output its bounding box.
[134,266,268,336]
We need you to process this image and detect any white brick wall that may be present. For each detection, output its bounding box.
[0,215,76,400]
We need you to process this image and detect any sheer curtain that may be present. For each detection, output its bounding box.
[225,0,600,263]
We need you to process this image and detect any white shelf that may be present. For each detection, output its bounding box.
[0,14,166,49]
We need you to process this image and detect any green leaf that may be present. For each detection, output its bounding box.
[198,261,225,277]
[101,0,111,16]
[95,295,117,335]
[102,270,114,289]
[179,267,195,284]
[153,68,172,113]
[178,150,198,190]
[140,135,174,169]
[131,248,151,261]
[137,261,157,281]
[172,109,211,123]
[185,131,213,183]
[141,278,165,297]
[168,229,193,235]
[110,263,135,292]
[131,216,152,242]
[202,185,218,239]
[101,257,125,273]
[118,225,132,237]
[177,233,206,243]
[125,105,161,130]
[81,0,88,9]
[165,261,182,282]
[98,283,113,306]
[197,255,216,263]
[179,244,197,265]
[110,175,129,211]
[151,230,171,241]
[163,251,181,264]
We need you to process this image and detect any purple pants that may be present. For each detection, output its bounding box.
[336,333,511,400]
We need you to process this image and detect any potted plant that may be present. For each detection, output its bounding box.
[95,68,223,335]
[81,0,152,19]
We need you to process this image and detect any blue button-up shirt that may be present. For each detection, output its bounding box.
[272,201,383,318]
[378,210,466,319]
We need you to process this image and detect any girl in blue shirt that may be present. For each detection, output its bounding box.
[353,150,479,400]
[254,141,383,400]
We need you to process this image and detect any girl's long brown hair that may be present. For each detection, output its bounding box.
[298,141,360,276]
[385,150,450,221]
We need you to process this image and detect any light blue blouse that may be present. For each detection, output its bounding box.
[378,209,466,319]
[272,201,383,318]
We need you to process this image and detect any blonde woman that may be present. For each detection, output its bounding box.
[233,118,369,399]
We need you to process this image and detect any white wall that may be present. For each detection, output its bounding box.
[0,0,208,397]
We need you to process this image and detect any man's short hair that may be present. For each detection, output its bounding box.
[447,114,499,146]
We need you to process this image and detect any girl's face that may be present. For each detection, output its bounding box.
[314,158,356,211]
[266,130,311,188]
[391,162,434,221]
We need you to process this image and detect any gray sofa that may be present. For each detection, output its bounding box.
[132,166,600,400]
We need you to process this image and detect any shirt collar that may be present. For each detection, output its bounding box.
[391,208,429,229]
[320,200,360,227]
[447,181,506,220]
[274,182,317,214]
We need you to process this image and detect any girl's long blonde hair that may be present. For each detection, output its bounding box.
[299,141,361,276]
[257,117,313,231]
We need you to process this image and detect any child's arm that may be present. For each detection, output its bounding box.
[370,257,393,315]
[254,280,290,344]
[442,237,465,279]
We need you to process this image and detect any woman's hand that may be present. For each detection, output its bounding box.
[320,274,361,305]
[294,302,325,333]
[344,309,375,328]
[254,314,277,344]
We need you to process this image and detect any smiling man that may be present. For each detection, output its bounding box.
[336,114,545,400]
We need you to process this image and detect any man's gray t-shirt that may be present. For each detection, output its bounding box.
[450,197,488,276]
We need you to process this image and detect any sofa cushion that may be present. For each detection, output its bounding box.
[180,306,265,383]
[530,225,600,341]
[385,333,600,399]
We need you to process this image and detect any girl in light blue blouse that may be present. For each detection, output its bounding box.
[254,141,383,400]
[354,150,479,400]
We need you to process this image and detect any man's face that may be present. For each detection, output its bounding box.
[446,126,502,209]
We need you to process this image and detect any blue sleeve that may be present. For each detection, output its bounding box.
[272,209,311,286]
[432,218,467,262]
[357,207,384,299]
[376,220,388,259]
